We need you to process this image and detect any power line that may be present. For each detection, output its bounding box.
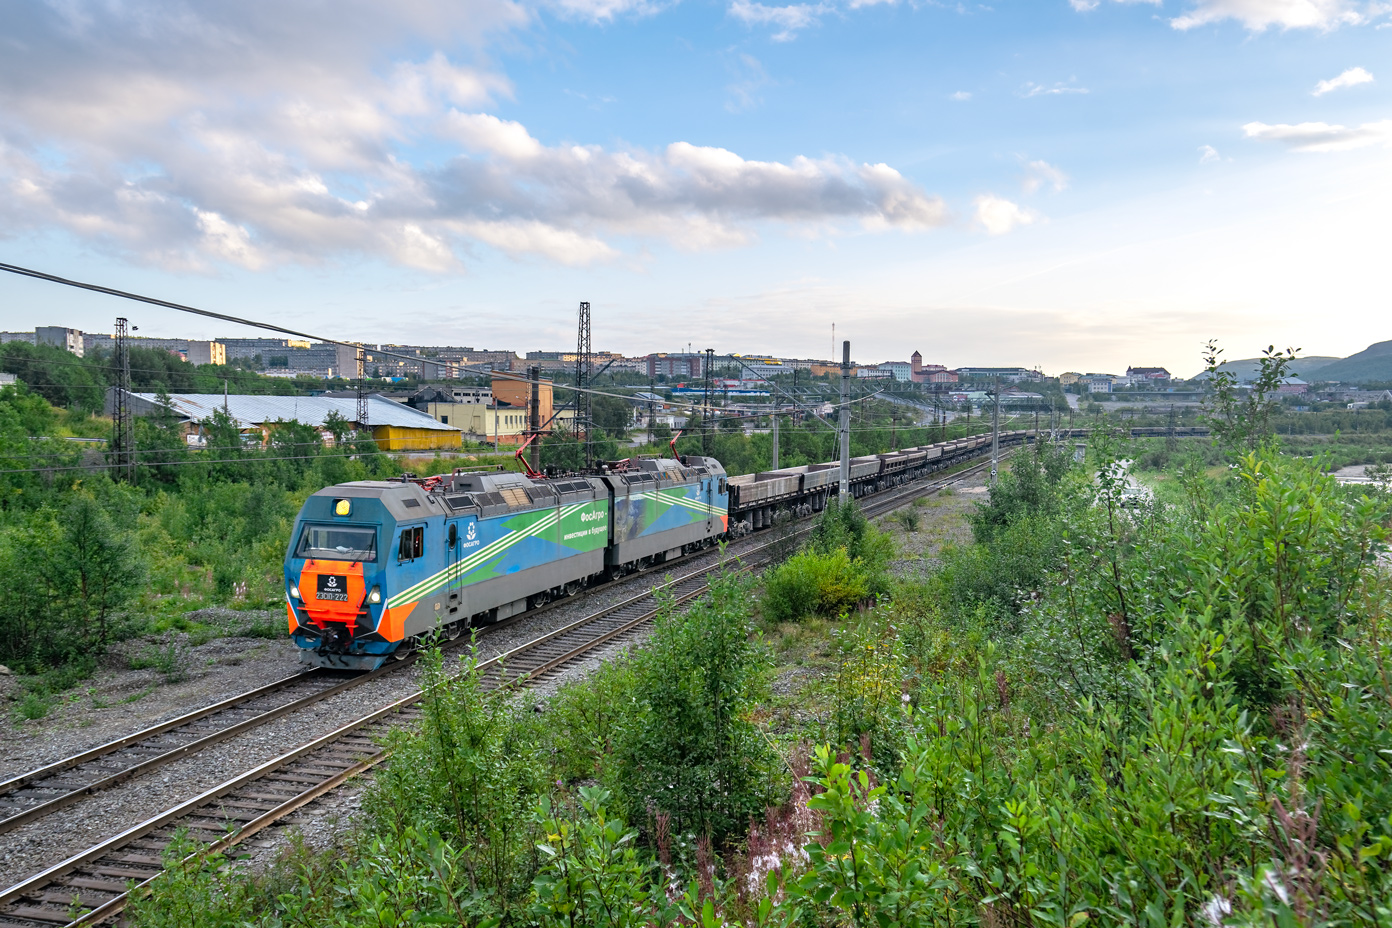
[0,260,672,408]
[0,444,517,477]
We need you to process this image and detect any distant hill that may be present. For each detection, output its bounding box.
[1188,356,1341,383]
[1311,341,1392,384]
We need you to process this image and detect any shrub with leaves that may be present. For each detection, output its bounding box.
[609,568,776,846]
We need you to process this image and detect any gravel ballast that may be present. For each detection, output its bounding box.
[0,545,736,887]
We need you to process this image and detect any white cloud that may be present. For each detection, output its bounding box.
[545,0,666,20]
[442,112,544,159]
[951,91,973,101]
[1171,0,1379,31]
[0,1,947,270]
[1023,159,1068,193]
[726,53,771,113]
[1243,119,1392,152]
[973,195,1040,235]
[1313,66,1375,95]
[1069,0,1160,11]
[1022,81,1090,97]
[1074,0,1387,29]
[1199,144,1222,162]
[728,0,833,40]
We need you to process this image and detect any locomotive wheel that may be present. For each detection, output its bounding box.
[563,580,581,596]
[393,638,417,660]
[443,622,462,641]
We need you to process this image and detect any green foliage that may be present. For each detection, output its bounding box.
[827,613,908,771]
[0,489,145,667]
[967,439,1075,545]
[889,507,921,532]
[124,833,254,928]
[1202,340,1299,454]
[609,568,776,845]
[788,745,953,927]
[541,657,639,783]
[0,342,106,412]
[128,634,190,683]
[363,643,546,922]
[760,498,896,627]
[761,546,869,624]
[540,427,620,471]
[531,787,665,928]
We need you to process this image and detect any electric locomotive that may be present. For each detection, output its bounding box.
[284,456,729,670]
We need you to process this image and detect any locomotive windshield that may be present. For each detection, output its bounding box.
[295,525,377,562]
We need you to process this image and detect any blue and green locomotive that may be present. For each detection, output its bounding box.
[284,456,729,670]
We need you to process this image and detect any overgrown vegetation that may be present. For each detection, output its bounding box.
[76,345,1392,924]
[0,378,490,691]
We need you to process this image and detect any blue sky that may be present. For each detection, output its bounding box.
[1,0,1388,375]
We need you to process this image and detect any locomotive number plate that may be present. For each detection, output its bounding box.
[316,574,350,602]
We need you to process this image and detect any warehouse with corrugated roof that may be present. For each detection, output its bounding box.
[106,390,463,451]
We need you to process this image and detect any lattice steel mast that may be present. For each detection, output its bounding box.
[575,301,593,467]
[111,317,135,482]
[356,346,369,441]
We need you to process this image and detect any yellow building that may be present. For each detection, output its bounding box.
[422,401,576,446]
[118,391,464,452]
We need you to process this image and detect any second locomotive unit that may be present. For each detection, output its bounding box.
[285,456,728,669]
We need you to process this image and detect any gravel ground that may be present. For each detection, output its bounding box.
[872,472,989,580]
[0,543,739,888]
[0,610,302,783]
[231,635,648,873]
[0,479,974,888]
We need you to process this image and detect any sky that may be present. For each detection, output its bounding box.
[0,0,1389,376]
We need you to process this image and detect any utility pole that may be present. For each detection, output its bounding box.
[771,412,780,471]
[891,410,898,450]
[528,365,541,474]
[990,375,1001,483]
[702,348,714,455]
[839,340,851,504]
[112,317,135,483]
[648,377,655,448]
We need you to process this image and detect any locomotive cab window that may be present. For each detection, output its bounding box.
[296,525,377,562]
[398,526,424,561]
[718,477,726,494]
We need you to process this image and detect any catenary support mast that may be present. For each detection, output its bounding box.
[839,340,850,503]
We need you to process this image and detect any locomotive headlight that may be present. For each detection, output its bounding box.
[367,586,382,604]
[289,583,301,600]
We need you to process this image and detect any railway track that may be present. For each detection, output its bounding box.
[0,524,744,842]
[0,454,1000,926]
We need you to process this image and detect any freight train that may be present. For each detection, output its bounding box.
[284,425,1204,669]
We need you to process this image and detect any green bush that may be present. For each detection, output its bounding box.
[541,657,638,783]
[363,644,546,923]
[761,547,869,624]
[890,507,921,532]
[609,568,776,846]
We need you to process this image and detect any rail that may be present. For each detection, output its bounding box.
[0,454,1002,926]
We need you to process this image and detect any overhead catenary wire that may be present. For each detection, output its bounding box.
[0,418,1003,478]
[0,260,680,408]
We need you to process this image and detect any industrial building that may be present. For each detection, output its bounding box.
[406,376,576,445]
[107,391,464,451]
